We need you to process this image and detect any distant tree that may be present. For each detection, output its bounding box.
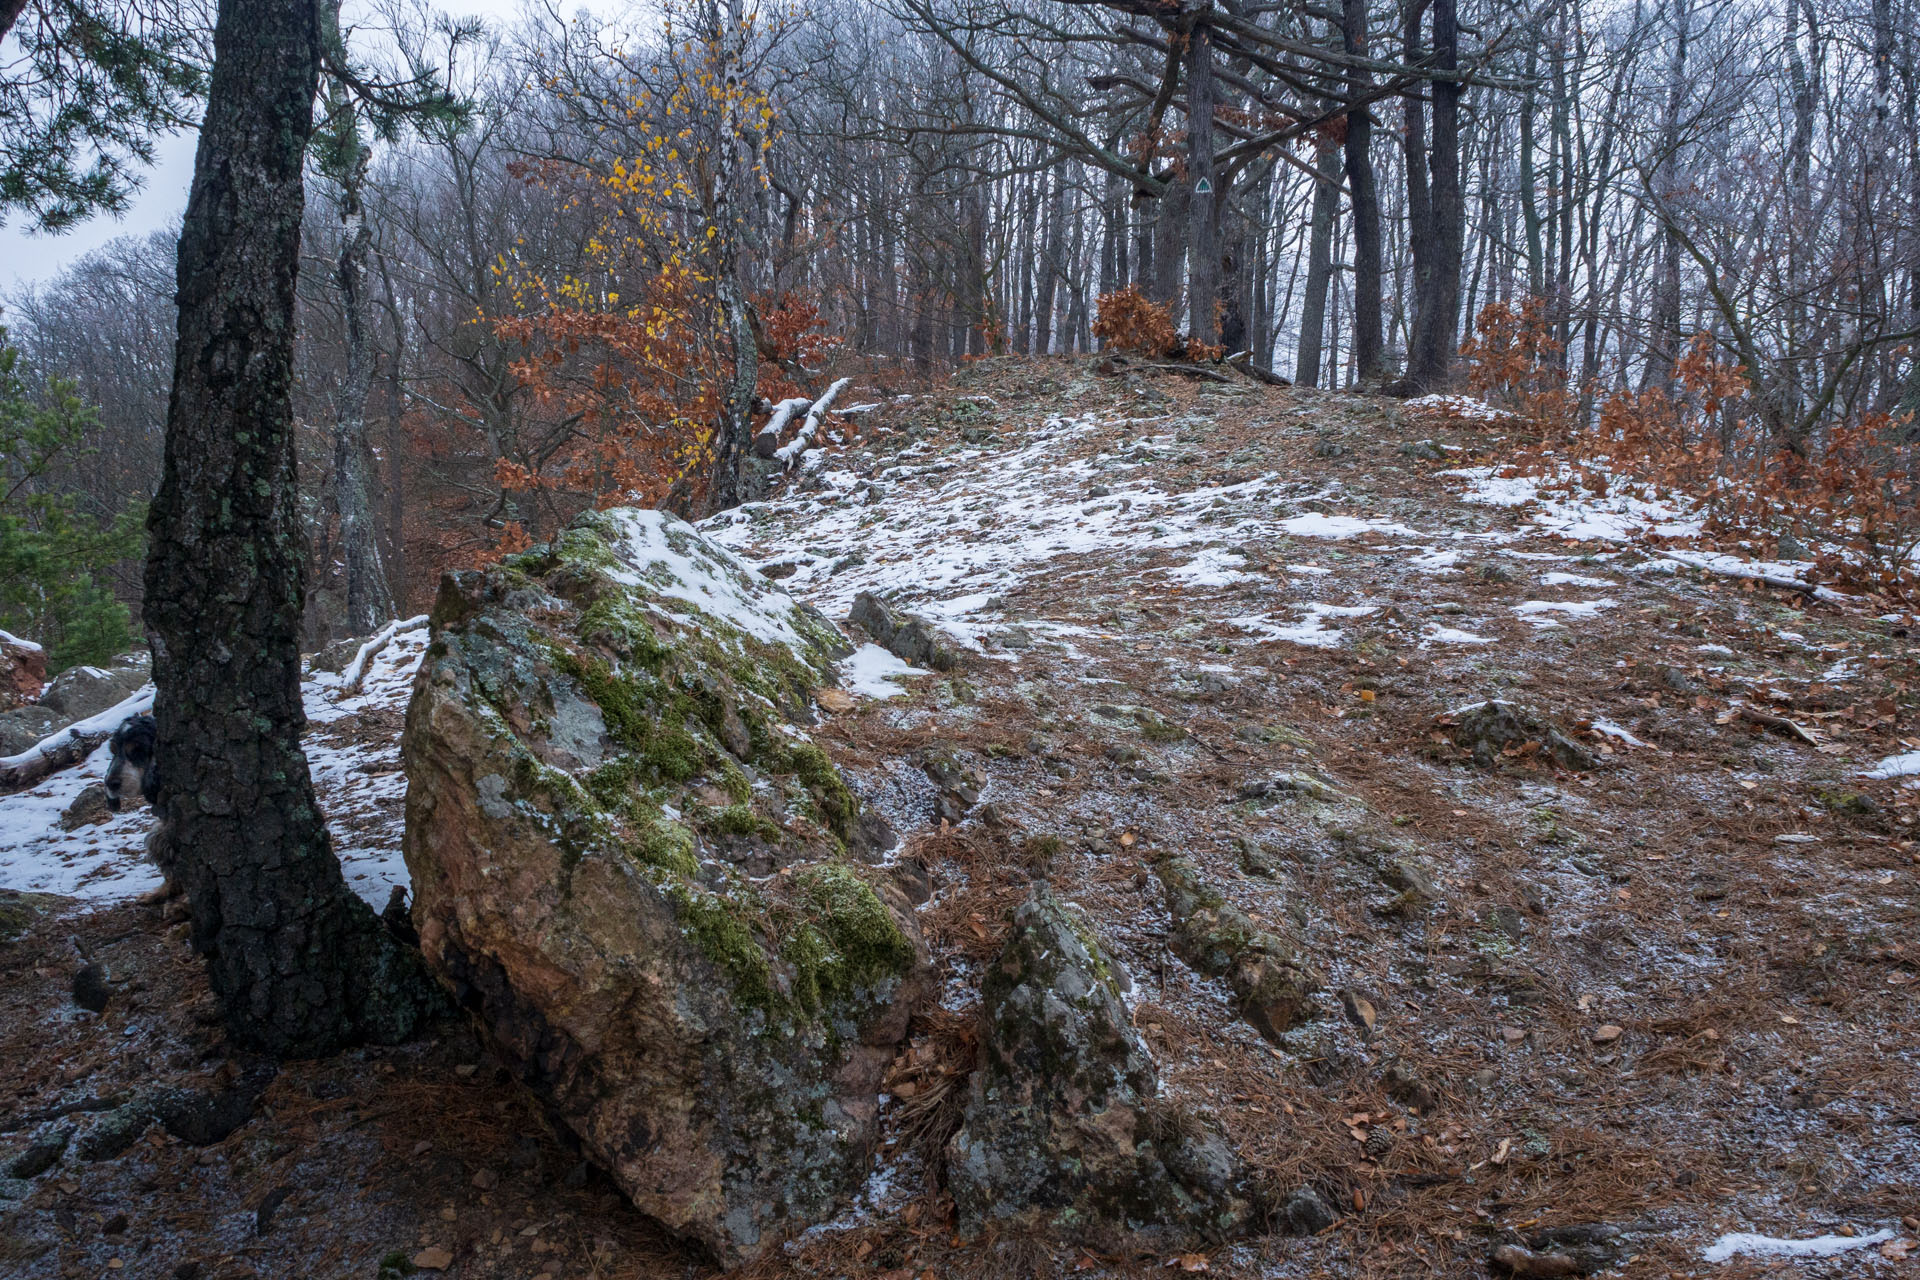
[0,334,142,669]
[0,0,207,230]
[144,0,439,1056]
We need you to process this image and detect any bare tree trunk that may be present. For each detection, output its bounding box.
[1341,0,1384,382]
[1297,138,1342,387]
[1186,19,1220,345]
[145,0,439,1057]
[1398,0,1464,392]
[327,104,395,635]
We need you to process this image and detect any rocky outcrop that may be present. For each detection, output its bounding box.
[0,631,45,710]
[1157,858,1319,1043]
[946,886,1253,1249]
[38,652,149,722]
[1444,700,1594,771]
[403,508,929,1266]
[849,591,960,671]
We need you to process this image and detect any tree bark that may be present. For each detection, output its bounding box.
[1185,20,1220,345]
[1402,0,1464,391]
[1296,138,1342,387]
[328,99,395,635]
[1341,0,1384,383]
[144,0,440,1058]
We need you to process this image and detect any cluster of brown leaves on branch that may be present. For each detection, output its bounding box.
[1460,298,1920,603]
[1093,286,1225,363]
[492,286,838,543]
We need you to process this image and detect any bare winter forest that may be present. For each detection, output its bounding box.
[2,0,1919,1274]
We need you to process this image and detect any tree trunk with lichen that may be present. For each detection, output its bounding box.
[144,0,440,1058]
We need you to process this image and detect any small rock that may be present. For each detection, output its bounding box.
[920,748,984,825]
[412,1247,455,1271]
[71,962,111,1013]
[471,1168,499,1190]
[1278,1185,1338,1235]
[5,1125,71,1179]
[75,1102,153,1161]
[1313,439,1347,458]
[1089,484,1112,498]
[888,857,933,906]
[59,783,114,831]
[1398,439,1445,460]
[1484,905,1528,940]
[1590,1024,1623,1044]
[1776,532,1808,561]
[1446,700,1595,771]
[1477,562,1517,585]
[758,559,801,580]
[1382,1063,1437,1113]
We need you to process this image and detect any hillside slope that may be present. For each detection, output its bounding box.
[1,357,1915,1278]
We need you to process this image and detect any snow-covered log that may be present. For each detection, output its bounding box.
[339,614,431,696]
[774,377,853,467]
[751,397,812,459]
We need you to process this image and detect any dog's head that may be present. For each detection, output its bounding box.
[104,713,158,813]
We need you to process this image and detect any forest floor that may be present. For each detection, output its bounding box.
[3,356,1918,1279]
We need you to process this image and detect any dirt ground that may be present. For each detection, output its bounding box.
[3,357,1917,1279]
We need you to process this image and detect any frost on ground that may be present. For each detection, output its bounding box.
[3,360,1918,1280]
[1702,1229,1896,1263]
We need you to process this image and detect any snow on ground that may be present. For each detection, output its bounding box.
[1442,465,1703,541]
[0,623,430,906]
[837,644,927,699]
[705,413,1494,651]
[1404,393,1518,422]
[1513,597,1619,628]
[1701,1229,1895,1263]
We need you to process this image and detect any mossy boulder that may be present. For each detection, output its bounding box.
[946,886,1254,1249]
[402,508,928,1266]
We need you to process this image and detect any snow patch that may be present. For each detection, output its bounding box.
[1702,1230,1893,1263]
[838,644,926,699]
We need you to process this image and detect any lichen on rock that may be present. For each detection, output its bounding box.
[402,507,927,1265]
[946,885,1254,1249]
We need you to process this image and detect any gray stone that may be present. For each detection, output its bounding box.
[0,706,60,756]
[1155,858,1319,1041]
[849,591,959,672]
[4,1124,72,1179]
[920,748,984,825]
[39,653,148,720]
[403,508,929,1266]
[946,886,1253,1249]
[1279,1186,1339,1235]
[59,783,112,831]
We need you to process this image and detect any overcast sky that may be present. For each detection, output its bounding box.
[0,0,586,297]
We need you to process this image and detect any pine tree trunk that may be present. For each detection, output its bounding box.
[144,0,440,1058]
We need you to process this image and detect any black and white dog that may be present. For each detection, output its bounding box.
[104,713,176,901]
[103,713,159,813]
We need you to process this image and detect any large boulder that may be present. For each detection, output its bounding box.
[402,508,928,1266]
[37,652,149,721]
[946,886,1254,1249]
